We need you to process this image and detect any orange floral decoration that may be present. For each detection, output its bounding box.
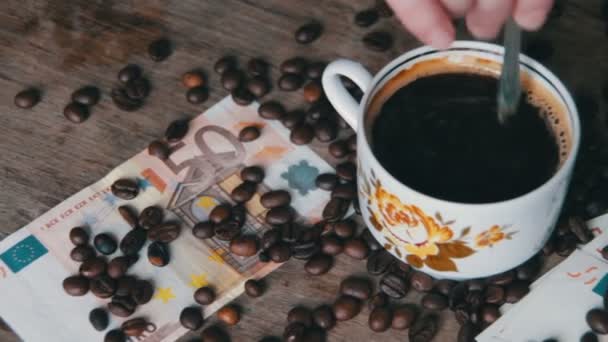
[474,225,506,248]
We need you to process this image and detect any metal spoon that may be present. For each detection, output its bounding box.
[497,19,522,124]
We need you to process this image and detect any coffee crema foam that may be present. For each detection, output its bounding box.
[365,56,572,165]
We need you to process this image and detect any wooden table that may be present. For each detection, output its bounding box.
[0,0,602,340]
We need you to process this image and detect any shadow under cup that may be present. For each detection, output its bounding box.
[353,42,581,279]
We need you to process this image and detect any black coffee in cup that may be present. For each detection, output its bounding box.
[371,72,562,203]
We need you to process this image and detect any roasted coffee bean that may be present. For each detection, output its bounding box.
[214,220,241,241]
[516,255,542,281]
[238,126,261,143]
[409,314,439,342]
[410,272,434,292]
[360,229,382,251]
[340,277,372,300]
[138,206,164,229]
[328,140,349,158]
[260,190,291,209]
[278,73,304,91]
[262,228,281,249]
[214,56,236,74]
[107,256,131,278]
[104,329,126,342]
[333,219,356,239]
[281,111,304,129]
[480,303,500,324]
[380,272,409,298]
[484,285,505,304]
[258,101,286,120]
[90,275,117,299]
[148,222,181,243]
[281,223,301,243]
[269,242,291,262]
[314,119,337,142]
[556,233,578,256]
[230,181,257,203]
[368,292,389,311]
[182,70,205,88]
[247,58,268,77]
[131,279,154,305]
[194,286,216,305]
[363,31,393,51]
[233,204,249,227]
[602,245,608,261]
[119,228,147,255]
[118,64,142,83]
[148,140,171,160]
[569,216,593,243]
[304,253,333,275]
[303,81,323,103]
[355,8,380,27]
[281,57,307,74]
[421,293,449,310]
[231,87,255,106]
[111,179,139,200]
[305,102,329,123]
[449,282,469,309]
[240,166,264,183]
[14,88,40,108]
[244,279,264,297]
[115,275,137,296]
[320,234,343,255]
[209,204,232,224]
[287,306,313,326]
[333,295,362,321]
[295,21,322,44]
[343,238,369,260]
[505,280,530,303]
[367,250,395,275]
[315,173,338,191]
[258,250,270,263]
[125,78,150,100]
[148,38,171,61]
[283,322,306,342]
[375,0,394,17]
[369,307,392,332]
[217,305,240,326]
[587,308,608,334]
[94,233,117,255]
[247,76,270,98]
[289,123,314,145]
[466,290,484,308]
[111,87,143,111]
[108,296,137,317]
[313,305,335,330]
[72,86,100,106]
[230,235,259,257]
[201,325,230,342]
[221,69,243,91]
[292,240,321,260]
[148,241,170,267]
[322,197,349,222]
[389,305,417,330]
[122,317,149,336]
[89,308,109,331]
[186,86,209,104]
[457,322,480,342]
[581,331,599,342]
[69,226,89,245]
[70,245,96,262]
[63,102,89,123]
[336,162,356,181]
[488,270,516,285]
[180,306,204,330]
[306,62,326,80]
[265,206,293,225]
[63,275,90,296]
[117,205,137,228]
[332,182,357,200]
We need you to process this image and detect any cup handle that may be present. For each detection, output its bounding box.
[322,59,373,132]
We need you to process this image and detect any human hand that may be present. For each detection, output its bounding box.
[386,0,554,49]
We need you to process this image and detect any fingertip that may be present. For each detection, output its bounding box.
[514,9,549,31]
[428,26,455,49]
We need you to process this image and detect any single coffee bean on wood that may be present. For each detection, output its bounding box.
[148,38,172,61]
[186,86,208,104]
[304,253,333,275]
[182,71,205,88]
[287,306,313,326]
[14,88,40,108]
[343,238,370,259]
[72,86,100,106]
[363,31,394,51]
[355,8,380,27]
[340,277,372,300]
[409,314,439,342]
[221,69,243,91]
[63,102,90,123]
[333,295,362,321]
[245,279,265,297]
[118,64,142,83]
[295,21,323,44]
[392,305,418,330]
[214,56,236,74]
[313,305,335,330]
[380,272,409,298]
[369,307,393,332]
[279,73,304,91]
[217,305,240,326]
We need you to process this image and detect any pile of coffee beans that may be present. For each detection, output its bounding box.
[214,55,273,107]
[351,0,395,52]
[111,64,151,112]
[64,85,101,123]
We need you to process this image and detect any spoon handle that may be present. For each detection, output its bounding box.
[497,19,522,124]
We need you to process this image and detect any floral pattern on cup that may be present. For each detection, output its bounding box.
[360,169,517,272]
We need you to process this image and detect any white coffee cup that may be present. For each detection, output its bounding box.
[322,41,580,280]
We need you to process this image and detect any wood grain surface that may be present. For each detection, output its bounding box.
[0,0,602,341]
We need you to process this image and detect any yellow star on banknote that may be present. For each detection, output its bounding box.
[197,196,217,209]
[208,250,225,264]
[189,273,208,288]
[154,287,176,304]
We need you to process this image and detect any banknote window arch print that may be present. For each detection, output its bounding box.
[359,167,517,272]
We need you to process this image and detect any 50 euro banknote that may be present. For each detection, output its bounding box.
[0,97,336,341]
